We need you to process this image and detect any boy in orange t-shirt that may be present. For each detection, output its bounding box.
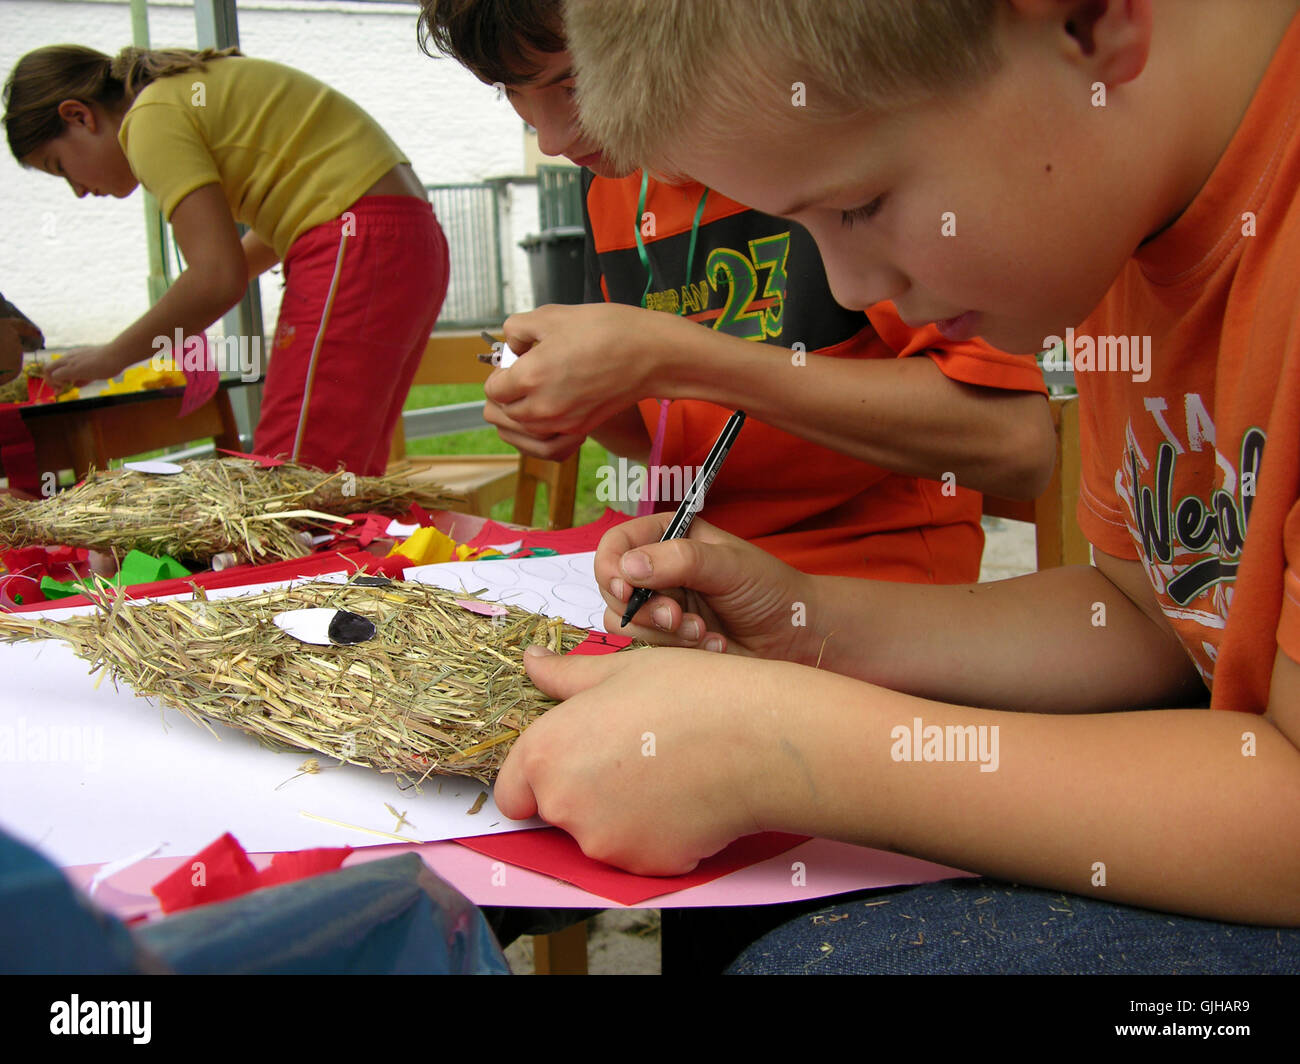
[419,0,1053,583]
[483,0,1300,970]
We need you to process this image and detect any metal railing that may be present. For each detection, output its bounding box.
[536,165,585,230]
[427,183,506,330]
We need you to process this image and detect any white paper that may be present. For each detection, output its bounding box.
[122,460,184,475]
[0,564,605,867]
[482,539,522,555]
[405,551,608,631]
[0,637,537,867]
[385,519,420,538]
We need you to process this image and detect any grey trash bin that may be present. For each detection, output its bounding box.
[519,225,586,306]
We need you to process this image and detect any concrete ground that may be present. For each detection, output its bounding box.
[504,516,1040,974]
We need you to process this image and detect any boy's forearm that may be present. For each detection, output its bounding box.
[750,670,1300,924]
[794,562,1204,713]
[655,324,1054,498]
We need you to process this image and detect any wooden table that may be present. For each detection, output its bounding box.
[2,379,247,484]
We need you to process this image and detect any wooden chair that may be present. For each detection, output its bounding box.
[981,395,1090,569]
[388,331,580,529]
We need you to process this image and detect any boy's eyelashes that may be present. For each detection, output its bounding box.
[840,195,886,229]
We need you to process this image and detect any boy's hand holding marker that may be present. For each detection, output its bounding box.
[615,406,745,626]
[594,512,817,663]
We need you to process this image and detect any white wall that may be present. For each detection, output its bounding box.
[0,0,539,347]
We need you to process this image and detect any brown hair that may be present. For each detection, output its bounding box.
[563,0,1001,172]
[418,0,566,85]
[5,44,241,161]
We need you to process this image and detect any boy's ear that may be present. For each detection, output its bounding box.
[1009,0,1152,85]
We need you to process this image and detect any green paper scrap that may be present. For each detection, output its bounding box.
[478,546,559,561]
[39,550,193,600]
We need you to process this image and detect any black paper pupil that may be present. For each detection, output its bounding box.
[328,610,376,645]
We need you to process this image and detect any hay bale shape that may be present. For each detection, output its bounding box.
[0,575,619,785]
[0,457,462,565]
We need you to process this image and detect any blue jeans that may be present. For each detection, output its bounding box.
[726,878,1300,974]
[0,827,507,975]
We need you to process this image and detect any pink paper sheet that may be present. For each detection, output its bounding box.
[66,838,971,920]
[454,829,809,905]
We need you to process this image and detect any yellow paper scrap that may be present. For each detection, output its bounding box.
[387,525,457,566]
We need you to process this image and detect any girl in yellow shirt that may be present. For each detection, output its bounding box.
[4,45,448,474]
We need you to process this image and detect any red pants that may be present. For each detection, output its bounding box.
[254,196,449,475]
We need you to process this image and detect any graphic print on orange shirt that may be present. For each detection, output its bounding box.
[1116,394,1265,686]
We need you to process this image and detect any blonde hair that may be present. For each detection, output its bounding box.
[563,0,1000,172]
[5,44,240,161]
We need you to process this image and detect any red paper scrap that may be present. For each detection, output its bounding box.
[1,545,93,608]
[465,508,631,556]
[177,339,220,418]
[453,830,809,906]
[566,630,633,656]
[215,448,287,467]
[151,832,352,914]
[0,406,40,497]
[404,503,436,528]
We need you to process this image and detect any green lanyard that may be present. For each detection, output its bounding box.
[631,170,710,515]
[634,169,709,311]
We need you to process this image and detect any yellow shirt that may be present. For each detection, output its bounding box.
[118,56,407,259]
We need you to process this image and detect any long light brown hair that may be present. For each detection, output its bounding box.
[4,44,241,161]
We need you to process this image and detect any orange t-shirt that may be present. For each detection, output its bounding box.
[584,173,1046,581]
[1075,13,1300,712]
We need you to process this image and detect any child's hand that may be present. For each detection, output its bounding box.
[482,396,588,461]
[43,345,123,387]
[487,303,678,438]
[494,645,784,875]
[0,318,41,385]
[595,513,817,663]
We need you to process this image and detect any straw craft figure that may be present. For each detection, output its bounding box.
[0,456,462,565]
[0,574,623,785]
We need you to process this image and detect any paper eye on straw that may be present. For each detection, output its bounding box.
[273,608,376,646]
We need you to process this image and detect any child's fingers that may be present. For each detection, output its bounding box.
[593,512,687,588]
[599,580,728,648]
[603,589,686,638]
[521,643,631,701]
[492,750,539,821]
[615,537,754,605]
[483,365,528,405]
[501,306,549,354]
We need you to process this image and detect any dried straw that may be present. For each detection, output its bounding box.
[0,457,462,565]
[0,362,73,404]
[0,575,617,785]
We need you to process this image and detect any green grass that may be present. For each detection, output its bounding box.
[402,383,612,527]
